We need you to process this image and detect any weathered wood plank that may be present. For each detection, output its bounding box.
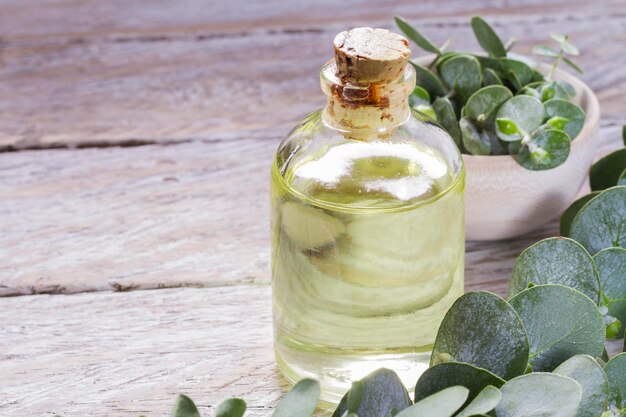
[0,286,622,416]
[0,123,622,297]
[0,2,624,149]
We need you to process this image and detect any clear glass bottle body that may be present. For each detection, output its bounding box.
[270,61,465,402]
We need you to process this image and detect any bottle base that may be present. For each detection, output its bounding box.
[275,342,431,404]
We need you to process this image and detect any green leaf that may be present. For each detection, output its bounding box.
[623,125,626,146]
[546,115,570,130]
[414,104,437,120]
[605,353,626,411]
[411,62,446,97]
[414,362,505,407]
[501,59,535,88]
[216,399,247,417]
[332,369,410,417]
[570,186,626,254]
[456,386,501,417]
[520,86,541,100]
[273,378,319,417]
[560,192,601,237]
[541,81,577,102]
[395,16,441,54]
[460,117,492,155]
[409,86,431,107]
[544,99,586,140]
[439,54,483,101]
[532,45,558,57]
[433,97,461,146]
[563,56,584,74]
[495,95,544,141]
[562,41,580,56]
[508,237,600,303]
[171,395,201,417]
[551,33,567,43]
[619,169,626,186]
[470,16,507,58]
[553,355,609,417]
[594,248,626,338]
[514,129,570,170]
[465,85,513,122]
[509,284,606,371]
[346,381,364,413]
[590,149,626,191]
[496,373,582,417]
[430,292,529,379]
[482,68,503,86]
[396,386,469,417]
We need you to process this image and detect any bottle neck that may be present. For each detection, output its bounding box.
[320,60,415,140]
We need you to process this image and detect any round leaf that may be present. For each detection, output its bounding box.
[216,399,247,417]
[590,148,626,191]
[433,97,461,146]
[509,284,606,371]
[456,386,502,417]
[430,292,529,379]
[496,373,582,417]
[470,16,507,58]
[560,192,601,237]
[514,129,570,170]
[409,86,431,107]
[544,99,586,140]
[605,353,626,411]
[171,395,201,417]
[508,237,600,303]
[460,117,492,155]
[414,362,505,406]
[570,186,626,254]
[553,355,609,417]
[540,81,576,101]
[273,378,320,417]
[465,85,513,121]
[501,58,535,87]
[594,248,626,338]
[482,68,503,86]
[495,95,544,141]
[332,369,410,417]
[411,62,446,97]
[396,386,469,417]
[439,54,483,101]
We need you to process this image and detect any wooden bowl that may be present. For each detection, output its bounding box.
[414,57,600,241]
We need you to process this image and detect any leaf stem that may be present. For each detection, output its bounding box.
[549,47,564,80]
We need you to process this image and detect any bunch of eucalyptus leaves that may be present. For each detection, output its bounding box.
[394,15,586,171]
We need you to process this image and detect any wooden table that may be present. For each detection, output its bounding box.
[1,1,624,415]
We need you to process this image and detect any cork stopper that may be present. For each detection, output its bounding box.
[333,27,411,84]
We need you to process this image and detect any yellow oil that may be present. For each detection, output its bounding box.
[270,139,465,403]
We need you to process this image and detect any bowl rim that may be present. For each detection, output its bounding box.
[412,55,600,166]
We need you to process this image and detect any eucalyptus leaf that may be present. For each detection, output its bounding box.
[470,16,507,57]
[396,386,469,417]
[414,104,437,120]
[540,81,576,101]
[332,369,410,417]
[395,16,441,54]
[455,386,501,417]
[409,85,431,107]
[560,192,601,237]
[496,373,582,417]
[563,56,584,74]
[273,378,319,417]
[495,95,544,141]
[514,129,570,170]
[509,284,606,371]
[553,355,609,417]
[532,45,558,57]
[216,399,247,417]
[501,58,535,87]
[430,291,529,379]
[508,237,600,303]
[439,54,483,101]
[590,148,626,191]
[460,117,492,155]
[411,62,446,97]
[414,362,505,406]
[594,248,626,338]
[465,85,513,122]
[482,68,503,86]
[544,99,586,140]
[605,353,626,412]
[171,394,201,417]
[570,186,626,254]
[433,97,461,146]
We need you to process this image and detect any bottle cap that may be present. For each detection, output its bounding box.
[333,27,411,84]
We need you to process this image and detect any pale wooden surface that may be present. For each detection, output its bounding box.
[1,0,625,415]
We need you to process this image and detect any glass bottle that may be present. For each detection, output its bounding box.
[270,27,465,402]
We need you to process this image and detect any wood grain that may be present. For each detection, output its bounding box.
[0,286,622,416]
